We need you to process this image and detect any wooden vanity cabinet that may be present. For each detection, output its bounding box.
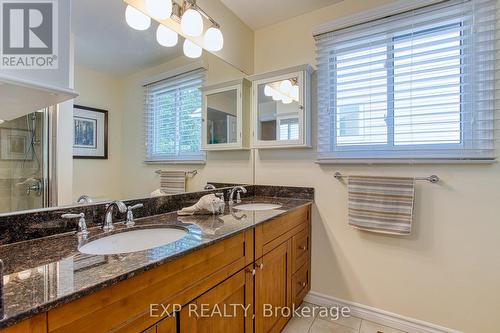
[180,265,254,333]
[254,241,292,333]
[46,231,253,333]
[0,314,46,333]
[142,316,176,333]
[1,204,311,333]
[254,205,312,333]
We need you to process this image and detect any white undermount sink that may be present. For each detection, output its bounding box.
[233,203,282,211]
[78,227,188,255]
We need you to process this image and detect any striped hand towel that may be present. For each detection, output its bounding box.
[160,171,186,194]
[348,176,415,235]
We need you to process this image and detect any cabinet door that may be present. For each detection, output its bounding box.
[179,268,254,333]
[141,315,176,333]
[156,316,176,333]
[255,240,292,333]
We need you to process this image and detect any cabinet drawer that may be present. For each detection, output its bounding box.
[291,228,310,274]
[262,206,309,244]
[292,262,310,306]
[255,205,311,258]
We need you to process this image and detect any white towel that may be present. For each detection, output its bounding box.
[150,189,167,197]
[160,171,186,194]
[177,194,223,216]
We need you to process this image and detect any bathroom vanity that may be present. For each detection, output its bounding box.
[0,186,313,333]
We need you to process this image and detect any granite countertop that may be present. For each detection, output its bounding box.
[0,196,312,328]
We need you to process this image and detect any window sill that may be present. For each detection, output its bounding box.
[144,160,206,165]
[315,158,497,165]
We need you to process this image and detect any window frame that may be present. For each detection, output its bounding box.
[331,21,467,154]
[145,69,206,164]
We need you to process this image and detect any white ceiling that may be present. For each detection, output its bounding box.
[220,0,344,30]
[72,0,183,76]
[72,0,344,75]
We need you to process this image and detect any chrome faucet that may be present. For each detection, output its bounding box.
[62,212,88,237]
[103,200,127,231]
[126,203,144,227]
[204,184,216,190]
[77,195,93,204]
[229,186,247,206]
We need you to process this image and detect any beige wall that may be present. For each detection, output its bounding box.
[120,53,253,199]
[197,0,254,74]
[254,0,500,332]
[72,65,123,202]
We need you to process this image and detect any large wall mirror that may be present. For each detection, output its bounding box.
[0,0,253,215]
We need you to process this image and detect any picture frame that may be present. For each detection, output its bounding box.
[0,128,33,161]
[73,105,108,159]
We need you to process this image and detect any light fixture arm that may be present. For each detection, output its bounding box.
[182,0,220,28]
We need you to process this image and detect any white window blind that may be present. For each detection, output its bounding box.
[144,68,205,163]
[279,117,300,140]
[316,0,498,161]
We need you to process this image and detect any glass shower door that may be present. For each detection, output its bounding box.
[0,110,49,214]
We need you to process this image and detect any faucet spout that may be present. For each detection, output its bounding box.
[229,186,247,206]
[103,200,127,231]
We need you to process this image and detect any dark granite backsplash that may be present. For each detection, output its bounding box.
[0,185,313,245]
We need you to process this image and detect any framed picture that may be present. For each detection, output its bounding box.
[73,105,108,159]
[0,128,33,161]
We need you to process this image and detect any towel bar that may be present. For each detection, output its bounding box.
[155,170,198,177]
[333,171,439,183]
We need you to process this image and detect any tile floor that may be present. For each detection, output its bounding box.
[282,303,407,333]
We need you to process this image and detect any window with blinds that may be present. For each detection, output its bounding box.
[316,0,498,161]
[145,69,206,163]
[279,117,300,140]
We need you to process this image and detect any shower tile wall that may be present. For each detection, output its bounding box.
[0,113,45,214]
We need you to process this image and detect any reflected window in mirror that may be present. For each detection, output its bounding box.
[257,77,301,142]
[206,89,238,145]
[250,65,312,149]
[145,68,206,163]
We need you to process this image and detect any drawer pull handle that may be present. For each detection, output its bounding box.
[299,282,306,287]
[299,245,307,250]
[259,263,264,270]
[247,268,256,276]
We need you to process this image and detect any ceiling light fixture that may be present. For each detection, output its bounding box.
[145,0,172,19]
[204,27,223,51]
[264,80,300,104]
[183,39,202,58]
[125,5,151,31]
[156,24,178,47]
[181,8,203,37]
[125,0,223,59]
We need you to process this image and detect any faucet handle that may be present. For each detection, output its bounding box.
[126,204,143,227]
[127,203,144,211]
[62,213,88,236]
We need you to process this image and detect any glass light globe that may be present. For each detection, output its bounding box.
[290,85,299,101]
[282,96,293,104]
[145,0,172,19]
[181,9,203,37]
[125,5,151,31]
[272,91,282,101]
[264,85,273,97]
[183,39,202,58]
[280,80,293,94]
[204,27,224,51]
[156,25,178,47]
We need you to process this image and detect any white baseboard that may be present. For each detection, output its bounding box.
[304,291,462,333]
